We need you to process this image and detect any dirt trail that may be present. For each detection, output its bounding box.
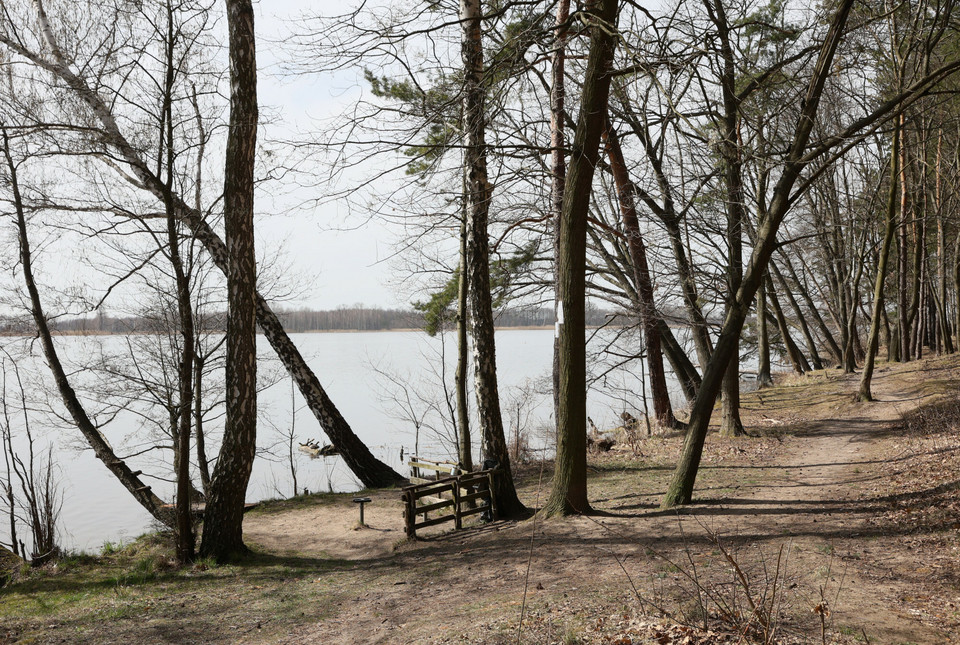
[245,360,960,644]
[716,363,960,643]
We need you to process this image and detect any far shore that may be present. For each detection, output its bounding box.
[0,325,561,337]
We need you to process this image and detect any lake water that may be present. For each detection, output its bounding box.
[0,328,696,553]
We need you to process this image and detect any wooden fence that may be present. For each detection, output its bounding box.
[401,469,498,538]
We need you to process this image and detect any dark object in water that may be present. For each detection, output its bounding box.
[298,441,339,457]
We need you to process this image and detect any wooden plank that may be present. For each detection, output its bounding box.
[460,504,491,518]
[404,478,456,493]
[416,498,454,514]
[414,513,456,530]
[408,461,457,473]
[415,500,453,515]
[459,490,491,504]
[411,484,454,500]
[457,473,490,486]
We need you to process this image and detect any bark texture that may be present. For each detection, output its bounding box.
[460,0,523,516]
[543,0,620,517]
[550,0,571,431]
[199,0,259,562]
[456,198,472,472]
[603,121,677,428]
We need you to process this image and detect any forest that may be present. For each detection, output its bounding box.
[2,0,960,643]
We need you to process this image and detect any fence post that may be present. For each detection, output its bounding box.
[487,470,499,520]
[453,475,462,530]
[403,489,416,538]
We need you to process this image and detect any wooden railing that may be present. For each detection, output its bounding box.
[401,468,498,538]
[407,457,460,484]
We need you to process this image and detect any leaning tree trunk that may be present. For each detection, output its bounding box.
[778,252,843,364]
[603,120,677,429]
[6,5,404,489]
[770,260,824,370]
[2,124,169,526]
[767,275,811,374]
[200,0,258,562]
[460,0,523,517]
[662,0,855,508]
[542,0,620,517]
[658,319,701,401]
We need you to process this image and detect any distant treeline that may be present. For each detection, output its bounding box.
[0,306,616,335]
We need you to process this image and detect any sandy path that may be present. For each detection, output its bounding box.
[245,361,959,643]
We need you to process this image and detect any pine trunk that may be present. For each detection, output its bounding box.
[456,198,472,472]
[543,0,620,517]
[603,122,677,428]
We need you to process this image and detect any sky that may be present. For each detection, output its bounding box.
[254,1,403,311]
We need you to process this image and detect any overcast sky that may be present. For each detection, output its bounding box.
[255,1,401,311]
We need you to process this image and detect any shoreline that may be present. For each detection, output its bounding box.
[0,325,562,337]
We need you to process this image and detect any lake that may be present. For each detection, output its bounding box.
[0,328,694,552]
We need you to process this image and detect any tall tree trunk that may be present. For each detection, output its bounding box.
[662,0,854,508]
[658,319,701,401]
[542,0,620,517]
[194,351,212,497]
[8,5,404,489]
[756,275,774,388]
[460,0,523,516]
[603,121,677,428]
[935,128,954,353]
[200,0,258,562]
[456,194,472,472]
[160,1,195,563]
[711,0,745,438]
[898,122,912,361]
[550,0,570,429]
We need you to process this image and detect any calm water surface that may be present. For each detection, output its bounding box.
[1,329,688,552]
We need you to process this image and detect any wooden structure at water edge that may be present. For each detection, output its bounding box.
[160,502,259,519]
[402,459,498,538]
